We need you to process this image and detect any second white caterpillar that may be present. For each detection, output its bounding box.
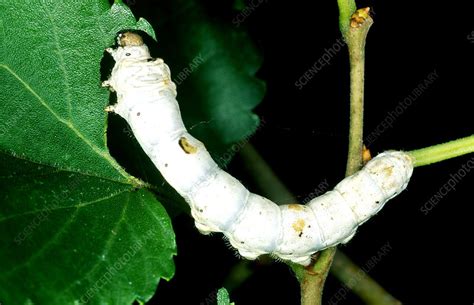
[103,32,414,266]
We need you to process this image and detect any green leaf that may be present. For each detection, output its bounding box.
[217,287,233,305]
[0,1,175,304]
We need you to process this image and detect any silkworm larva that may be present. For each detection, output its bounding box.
[103,32,414,265]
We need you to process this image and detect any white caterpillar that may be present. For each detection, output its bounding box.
[103,32,414,266]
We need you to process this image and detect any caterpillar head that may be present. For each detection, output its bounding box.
[117,31,143,46]
[106,31,151,62]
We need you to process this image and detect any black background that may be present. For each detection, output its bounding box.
[120,1,474,304]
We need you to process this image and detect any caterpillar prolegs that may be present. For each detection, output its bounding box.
[103,32,414,266]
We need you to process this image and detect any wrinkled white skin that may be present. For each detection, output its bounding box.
[103,34,414,265]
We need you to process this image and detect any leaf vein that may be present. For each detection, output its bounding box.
[62,193,131,295]
[0,189,131,224]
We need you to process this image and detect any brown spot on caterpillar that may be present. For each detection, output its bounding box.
[387,182,398,190]
[350,7,371,28]
[136,112,141,116]
[292,219,305,235]
[118,32,144,47]
[288,204,303,211]
[383,166,394,176]
[179,137,198,154]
